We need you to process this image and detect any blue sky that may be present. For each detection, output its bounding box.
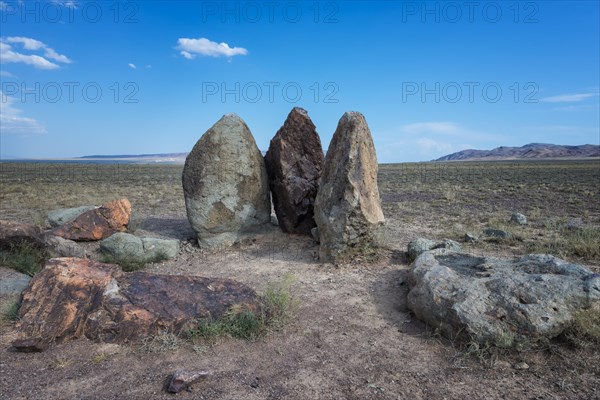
[1,0,598,162]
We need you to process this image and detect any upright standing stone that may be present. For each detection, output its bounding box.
[314,112,384,262]
[264,107,324,234]
[182,114,271,249]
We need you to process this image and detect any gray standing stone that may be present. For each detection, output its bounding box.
[47,206,97,228]
[314,112,384,263]
[264,107,324,234]
[510,212,527,225]
[407,250,600,347]
[100,232,179,263]
[182,114,271,250]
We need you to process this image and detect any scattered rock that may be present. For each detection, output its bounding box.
[0,267,31,296]
[464,233,478,243]
[99,233,179,263]
[314,112,384,262]
[264,107,324,234]
[167,370,209,393]
[13,257,260,351]
[0,220,43,250]
[42,235,86,258]
[50,198,132,241]
[483,228,512,240]
[407,238,461,261]
[182,113,271,250]
[407,251,600,346]
[510,212,527,225]
[513,362,530,370]
[407,238,436,261]
[47,206,97,228]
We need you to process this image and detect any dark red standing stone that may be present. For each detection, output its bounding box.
[264,107,324,234]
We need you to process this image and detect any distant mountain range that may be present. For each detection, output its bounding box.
[435,143,600,161]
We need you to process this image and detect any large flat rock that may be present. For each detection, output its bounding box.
[12,258,260,352]
[407,250,600,346]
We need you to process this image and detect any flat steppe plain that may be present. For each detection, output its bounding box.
[1,160,599,399]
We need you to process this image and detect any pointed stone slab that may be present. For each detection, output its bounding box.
[182,114,271,250]
[264,107,324,234]
[314,112,384,262]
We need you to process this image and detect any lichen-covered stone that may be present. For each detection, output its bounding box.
[407,251,600,347]
[182,114,271,250]
[12,258,260,351]
[314,112,384,262]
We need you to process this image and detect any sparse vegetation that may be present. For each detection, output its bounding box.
[562,307,600,349]
[91,352,110,364]
[187,274,298,343]
[1,160,599,398]
[0,241,46,276]
[2,300,21,323]
[52,357,72,369]
[140,330,180,353]
[100,251,170,272]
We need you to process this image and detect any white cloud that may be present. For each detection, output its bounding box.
[180,50,195,60]
[128,63,137,69]
[5,37,45,51]
[44,47,71,63]
[0,91,47,135]
[51,0,78,9]
[0,37,71,70]
[176,37,248,59]
[0,69,16,77]
[541,92,599,103]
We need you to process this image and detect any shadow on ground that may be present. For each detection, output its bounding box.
[136,217,196,241]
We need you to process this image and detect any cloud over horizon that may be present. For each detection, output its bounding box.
[176,37,248,59]
[0,91,47,135]
[541,92,599,103]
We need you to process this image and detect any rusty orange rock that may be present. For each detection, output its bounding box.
[12,257,260,352]
[50,198,132,241]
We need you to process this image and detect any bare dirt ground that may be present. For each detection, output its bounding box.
[1,160,599,399]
